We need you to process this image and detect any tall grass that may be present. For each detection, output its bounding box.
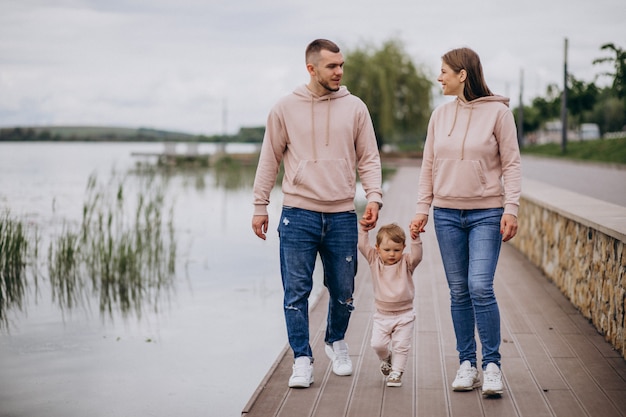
[521,137,626,165]
[0,212,37,329]
[48,172,177,320]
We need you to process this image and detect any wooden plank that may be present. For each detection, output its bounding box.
[346,321,385,417]
[501,357,553,417]
[525,313,576,358]
[542,390,587,417]
[553,357,622,417]
[241,345,293,417]
[416,388,448,417]
[561,333,626,390]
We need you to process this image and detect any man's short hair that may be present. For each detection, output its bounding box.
[305,39,340,65]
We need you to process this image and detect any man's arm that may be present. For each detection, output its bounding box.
[251,110,285,239]
[354,104,383,226]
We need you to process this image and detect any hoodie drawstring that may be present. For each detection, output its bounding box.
[310,95,318,161]
[447,100,459,137]
[310,95,332,162]
[460,105,473,160]
[326,97,331,147]
[448,99,473,160]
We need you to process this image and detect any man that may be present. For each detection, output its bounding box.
[252,39,383,388]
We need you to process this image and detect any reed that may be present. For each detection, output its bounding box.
[0,212,31,328]
[48,172,177,320]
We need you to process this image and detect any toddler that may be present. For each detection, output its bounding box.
[357,222,422,387]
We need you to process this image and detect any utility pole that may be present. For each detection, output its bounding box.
[517,69,524,148]
[561,38,568,154]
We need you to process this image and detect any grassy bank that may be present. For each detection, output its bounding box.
[521,136,626,165]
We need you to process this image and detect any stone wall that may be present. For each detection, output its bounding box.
[510,179,626,359]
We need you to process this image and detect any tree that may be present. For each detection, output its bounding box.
[567,75,599,126]
[343,39,432,149]
[593,43,626,102]
[590,93,625,134]
[527,83,561,125]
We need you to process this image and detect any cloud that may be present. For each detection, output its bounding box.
[1,0,625,135]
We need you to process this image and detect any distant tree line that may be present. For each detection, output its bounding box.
[0,127,62,141]
[513,42,626,136]
[0,126,266,143]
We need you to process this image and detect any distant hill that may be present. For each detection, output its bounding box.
[0,125,266,143]
[0,125,198,142]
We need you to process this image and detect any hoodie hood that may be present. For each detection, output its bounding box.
[448,95,510,159]
[292,84,351,158]
[293,84,351,100]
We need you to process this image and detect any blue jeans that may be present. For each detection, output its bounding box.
[278,207,357,359]
[433,207,503,369]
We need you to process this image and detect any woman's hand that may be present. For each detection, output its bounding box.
[410,214,428,239]
[500,214,518,242]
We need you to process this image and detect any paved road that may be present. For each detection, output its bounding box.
[521,155,626,207]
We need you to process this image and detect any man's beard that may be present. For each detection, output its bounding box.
[318,79,340,92]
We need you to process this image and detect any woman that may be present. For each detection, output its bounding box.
[410,47,521,396]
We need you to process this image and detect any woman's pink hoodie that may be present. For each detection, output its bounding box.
[253,85,383,216]
[416,96,522,216]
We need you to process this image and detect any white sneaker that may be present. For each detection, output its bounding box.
[451,360,480,391]
[386,371,403,387]
[288,356,314,388]
[482,363,503,396]
[325,340,353,376]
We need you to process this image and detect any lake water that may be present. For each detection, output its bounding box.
[0,142,335,417]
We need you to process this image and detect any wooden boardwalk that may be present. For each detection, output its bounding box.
[242,166,626,417]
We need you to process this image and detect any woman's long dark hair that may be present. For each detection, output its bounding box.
[442,48,493,101]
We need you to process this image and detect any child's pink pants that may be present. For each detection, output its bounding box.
[371,309,415,373]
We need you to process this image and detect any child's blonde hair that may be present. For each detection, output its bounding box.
[376,223,406,246]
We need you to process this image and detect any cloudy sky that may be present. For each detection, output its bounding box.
[1,0,624,135]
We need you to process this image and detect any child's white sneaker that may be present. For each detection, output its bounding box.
[325,340,353,376]
[288,356,314,388]
[386,371,403,387]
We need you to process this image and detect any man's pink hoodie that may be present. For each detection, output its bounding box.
[416,96,522,216]
[253,85,383,216]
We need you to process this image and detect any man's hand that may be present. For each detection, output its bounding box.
[409,214,428,240]
[252,215,269,240]
[500,214,518,242]
[359,202,380,231]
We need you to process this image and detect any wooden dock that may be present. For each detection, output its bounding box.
[242,166,626,417]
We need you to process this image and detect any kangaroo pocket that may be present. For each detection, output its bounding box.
[433,158,486,199]
[291,159,353,202]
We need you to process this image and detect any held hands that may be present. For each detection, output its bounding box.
[359,202,380,231]
[252,215,269,240]
[409,214,428,239]
[500,214,518,242]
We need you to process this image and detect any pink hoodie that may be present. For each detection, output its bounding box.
[416,96,522,216]
[358,228,423,313]
[253,85,383,215]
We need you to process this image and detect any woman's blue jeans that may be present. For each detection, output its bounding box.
[433,207,503,369]
[278,207,357,359]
